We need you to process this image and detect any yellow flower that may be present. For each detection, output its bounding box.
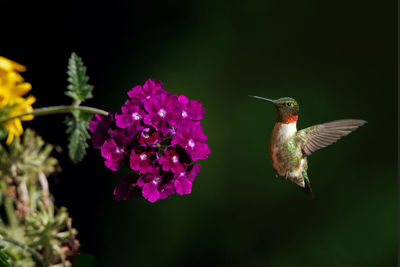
[0,57,35,144]
[0,56,26,73]
[4,96,36,144]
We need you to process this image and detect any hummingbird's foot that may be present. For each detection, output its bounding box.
[285,171,289,179]
[273,170,279,179]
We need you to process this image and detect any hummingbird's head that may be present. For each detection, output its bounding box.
[250,96,299,124]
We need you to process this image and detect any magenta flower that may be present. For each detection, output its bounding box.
[142,181,160,203]
[136,169,162,203]
[113,174,141,201]
[101,139,125,171]
[158,183,176,200]
[130,149,156,174]
[99,128,135,171]
[174,164,201,195]
[172,125,211,161]
[143,94,182,134]
[138,127,162,146]
[178,95,205,127]
[89,113,116,149]
[115,99,145,130]
[158,148,185,174]
[137,169,176,202]
[90,78,210,203]
[127,79,164,101]
[89,114,103,132]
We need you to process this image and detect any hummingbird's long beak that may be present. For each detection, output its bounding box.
[249,95,276,104]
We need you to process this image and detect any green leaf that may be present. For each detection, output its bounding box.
[64,111,92,163]
[0,129,58,183]
[0,252,11,267]
[65,52,94,102]
[0,237,11,267]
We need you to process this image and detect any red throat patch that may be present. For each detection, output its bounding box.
[284,115,298,124]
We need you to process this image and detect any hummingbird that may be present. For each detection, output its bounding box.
[250,95,367,199]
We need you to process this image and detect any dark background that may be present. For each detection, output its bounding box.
[2,1,397,266]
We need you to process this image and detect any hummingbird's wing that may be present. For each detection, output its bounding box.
[296,119,367,156]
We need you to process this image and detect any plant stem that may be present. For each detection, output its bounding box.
[0,105,108,123]
[3,236,46,267]
[1,180,17,229]
[4,198,17,229]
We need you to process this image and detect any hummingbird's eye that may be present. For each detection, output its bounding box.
[286,102,292,107]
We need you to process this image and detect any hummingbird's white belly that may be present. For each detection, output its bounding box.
[269,122,297,175]
[269,122,307,187]
[275,122,297,140]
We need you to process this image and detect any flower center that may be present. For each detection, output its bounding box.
[188,139,195,148]
[153,177,161,184]
[142,132,150,139]
[158,109,166,117]
[182,110,188,117]
[140,153,147,160]
[132,112,140,120]
[116,147,124,154]
[172,155,178,163]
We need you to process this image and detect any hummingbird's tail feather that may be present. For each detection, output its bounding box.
[301,178,314,199]
[301,171,314,199]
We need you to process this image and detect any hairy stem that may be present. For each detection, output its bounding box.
[3,236,46,267]
[16,181,30,218]
[1,180,17,229]
[39,173,50,208]
[0,105,108,123]
[4,198,17,229]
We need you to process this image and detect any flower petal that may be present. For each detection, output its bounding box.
[187,100,205,121]
[115,114,133,129]
[142,182,160,203]
[114,174,141,201]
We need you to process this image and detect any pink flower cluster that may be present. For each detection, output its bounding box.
[89,79,210,202]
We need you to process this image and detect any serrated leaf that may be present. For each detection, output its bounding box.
[0,253,10,265]
[0,237,11,267]
[0,254,11,267]
[65,52,94,101]
[64,112,92,163]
